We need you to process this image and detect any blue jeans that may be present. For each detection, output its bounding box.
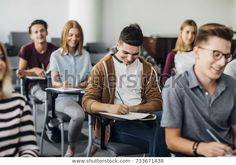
[110,111,170,157]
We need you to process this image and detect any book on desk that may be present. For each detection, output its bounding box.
[99,112,156,121]
[45,87,84,93]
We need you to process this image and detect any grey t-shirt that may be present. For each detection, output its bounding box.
[161,68,236,148]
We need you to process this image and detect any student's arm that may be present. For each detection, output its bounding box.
[51,70,63,88]
[19,97,39,157]
[162,51,176,86]
[166,128,232,157]
[90,101,129,114]
[17,58,44,77]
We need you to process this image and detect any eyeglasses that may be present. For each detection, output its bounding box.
[198,46,233,63]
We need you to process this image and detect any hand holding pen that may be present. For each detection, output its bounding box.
[110,91,129,115]
[206,129,234,156]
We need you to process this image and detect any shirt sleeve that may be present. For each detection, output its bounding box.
[18,100,39,157]
[161,77,183,128]
[49,51,59,72]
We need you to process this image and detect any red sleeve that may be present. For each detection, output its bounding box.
[161,51,176,86]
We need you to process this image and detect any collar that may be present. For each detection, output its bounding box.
[187,66,226,93]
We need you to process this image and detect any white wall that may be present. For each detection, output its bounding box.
[0,0,235,46]
[0,0,69,43]
[102,0,234,47]
[233,0,236,32]
[69,0,103,43]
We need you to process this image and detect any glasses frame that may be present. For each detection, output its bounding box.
[198,46,233,63]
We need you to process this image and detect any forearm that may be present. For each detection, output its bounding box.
[129,101,161,113]
[90,101,113,113]
[167,135,196,156]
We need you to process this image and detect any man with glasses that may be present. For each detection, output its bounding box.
[161,23,236,156]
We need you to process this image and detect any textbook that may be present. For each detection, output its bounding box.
[46,87,84,93]
[99,112,156,121]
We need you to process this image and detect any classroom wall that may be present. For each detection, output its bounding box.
[0,0,235,47]
[69,0,103,43]
[101,0,234,47]
[0,0,69,43]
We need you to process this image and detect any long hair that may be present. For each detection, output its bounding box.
[60,20,84,55]
[174,19,197,52]
[0,42,13,99]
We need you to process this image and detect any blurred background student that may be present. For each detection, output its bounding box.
[162,19,197,86]
[0,42,39,157]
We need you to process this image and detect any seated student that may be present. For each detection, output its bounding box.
[161,23,236,156]
[49,20,92,157]
[0,42,39,157]
[162,19,197,86]
[16,19,57,101]
[82,24,170,156]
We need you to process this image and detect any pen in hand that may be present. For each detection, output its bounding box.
[206,129,232,156]
[117,91,124,104]
[117,91,129,114]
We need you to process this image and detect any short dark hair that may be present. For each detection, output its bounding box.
[118,24,143,46]
[194,23,233,46]
[28,19,48,34]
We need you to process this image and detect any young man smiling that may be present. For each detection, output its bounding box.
[161,23,236,157]
[83,24,169,156]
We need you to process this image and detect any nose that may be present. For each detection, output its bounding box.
[126,54,133,62]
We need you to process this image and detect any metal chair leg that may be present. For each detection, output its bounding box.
[60,122,65,157]
[40,93,49,156]
[86,114,93,157]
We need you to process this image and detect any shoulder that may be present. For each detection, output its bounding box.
[51,48,62,57]
[19,43,34,53]
[0,93,27,106]
[47,42,58,50]
[221,73,236,89]
[167,51,177,57]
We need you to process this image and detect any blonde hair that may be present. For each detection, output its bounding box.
[0,42,13,99]
[174,19,197,52]
[60,20,84,55]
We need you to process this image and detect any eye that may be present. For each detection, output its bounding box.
[213,51,222,59]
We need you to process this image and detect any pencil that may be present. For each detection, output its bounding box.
[206,129,221,143]
[117,91,124,104]
[206,129,232,156]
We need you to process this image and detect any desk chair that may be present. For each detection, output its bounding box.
[20,76,46,131]
[86,113,148,157]
[40,87,85,157]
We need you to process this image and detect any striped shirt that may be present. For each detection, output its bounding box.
[0,93,39,157]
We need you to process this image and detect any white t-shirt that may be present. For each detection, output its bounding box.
[112,56,143,106]
[174,51,195,75]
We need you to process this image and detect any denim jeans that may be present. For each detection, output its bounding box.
[110,111,170,157]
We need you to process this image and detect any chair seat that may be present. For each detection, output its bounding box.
[106,142,145,156]
[93,138,146,156]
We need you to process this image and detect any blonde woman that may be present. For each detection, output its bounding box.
[50,20,92,157]
[0,42,39,157]
[162,19,197,85]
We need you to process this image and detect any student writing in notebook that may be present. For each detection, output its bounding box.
[161,23,236,156]
[49,20,92,157]
[82,24,169,156]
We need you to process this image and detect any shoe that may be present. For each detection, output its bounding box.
[64,148,74,157]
